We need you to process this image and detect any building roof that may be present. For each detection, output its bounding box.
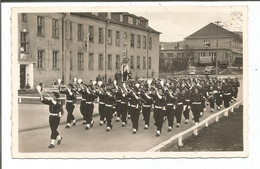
[185,22,242,42]
[71,12,161,34]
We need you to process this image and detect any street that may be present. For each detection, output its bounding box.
[18,77,243,153]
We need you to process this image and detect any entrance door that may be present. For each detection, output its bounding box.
[20,65,26,89]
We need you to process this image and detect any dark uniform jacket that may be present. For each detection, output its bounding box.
[41,97,63,115]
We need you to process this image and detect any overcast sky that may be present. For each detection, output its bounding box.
[133,11,243,42]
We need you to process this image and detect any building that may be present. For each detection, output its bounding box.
[18,12,160,89]
[160,22,243,71]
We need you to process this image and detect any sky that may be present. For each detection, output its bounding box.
[133,10,243,42]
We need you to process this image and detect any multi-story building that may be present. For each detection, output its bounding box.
[160,22,243,70]
[18,12,160,89]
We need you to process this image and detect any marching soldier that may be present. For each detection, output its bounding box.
[152,88,166,137]
[105,87,116,132]
[40,92,63,148]
[96,85,107,126]
[77,84,88,125]
[207,82,217,113]
[59,84,77,128]
[190,87,203,124]
[115,85,122,122]
[120,87,129,127]
[175,88,185,128]
[141,88,153,129]
[234,78,240,101]
[128,87,141,134]
[215,81,223,110]
[165,88,175,132]
[183,86,191,124]
[222,80,232,108]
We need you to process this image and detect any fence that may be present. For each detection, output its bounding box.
[147,100,243,152]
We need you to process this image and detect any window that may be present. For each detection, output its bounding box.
[136,19,140,26]
[52,51,59,69]
[108,30,112,45]
[21,13,27,22]
[78,53,84,70]
[167,53,173,58]
[149,37,152,50]
[78,24,83,41]
[199,53,206,57]
[203,40,210,47]
[37,16,44,36]
[209,52,216,60]
[137,35,141,48]
[108,54,112,70]
[137,56,140,69]
[148,57,151,69]
[116,55,120,70]
[89,25,94,43]
[37,50,44,68]
[70,22,73,40]
[98,27,103,44]
[88,53,94,70]
[128,16,133,24]
[143,36,146,49]
[143,56,146,70]
[70,51,73,70]
[20,32,28,53]
[52,19,59,38]
[98,54,104,70]
[123,32,127,39]
[130,56,134,69]
[131,34,135,48]
[116,31,120,46]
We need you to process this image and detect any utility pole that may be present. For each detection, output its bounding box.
[215,20,221,78]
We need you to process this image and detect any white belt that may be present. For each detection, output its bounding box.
[121,102,126,104]
[67,100,73,102]
[167,103,173,106]
[106,104,113,107]
[185,99,190,102]
[177,102,183,105]
[192,102,201,104]
[50,113,59,116]
[224,93,231,95]
[131,104,138,107]
[99,102,105,104]
[155,106,163,109]
[143,105,151,107]
[81,99,86,101]
[116,100,121,102]
[86,102,93,104]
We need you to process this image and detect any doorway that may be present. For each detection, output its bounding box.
[20,65,26,89]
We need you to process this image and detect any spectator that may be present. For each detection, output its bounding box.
[96,74,102,82]
[114,71,119,82]
[118,71,123,83]
[123,70,128,81]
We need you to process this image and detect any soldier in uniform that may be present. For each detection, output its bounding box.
[222,80,232,108]
[115,85,122,122]
[234,78,240,101]
[105,87,116,132]
[165,88,175,132]
[96,85,107,126]
[190,87,203,124]
[77,84,88,125]
[128,87,141,134]
[175,88,185,128]
[119,87,129,127]
[84,85,98,130]
[40,92,63,148]
[152,88,166,137]
[183,86,191,124]
[141,88,153,129]
[207,82,217,113]
[59,84,77,128]
[215,80,223,110]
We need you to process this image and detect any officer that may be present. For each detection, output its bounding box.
[152,88,166,137]
[59,84,77,128]
[105,87,116,132]
[190,87,203,124]
[40,92,63,148]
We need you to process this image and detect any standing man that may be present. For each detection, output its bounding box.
[123,70,128,81]
[105,87,116,132]
[128,87,141,134]
[222,80,232,108]
[191,87,203,125]
[165,88,175,132]
[118,71,123,84]
[59,84,77,128]
[40,92,63,148]
[141,88,153,129]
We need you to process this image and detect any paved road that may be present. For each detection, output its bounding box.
[18,78,243,153]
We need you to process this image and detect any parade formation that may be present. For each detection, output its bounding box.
[39,76,240,148]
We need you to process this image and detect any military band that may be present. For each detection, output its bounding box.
[39,76,239,148]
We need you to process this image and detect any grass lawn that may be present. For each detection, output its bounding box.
[165,105,243,151]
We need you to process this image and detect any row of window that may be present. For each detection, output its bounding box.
[35,16,152,49]
[37,50,152,71]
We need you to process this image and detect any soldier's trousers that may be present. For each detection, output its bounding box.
[80,101,87,121]
[234,88,238,99]
[223,94,231,108]
[130,107,140,130]
[183,105,189,120]
[86,103,94,124]
[116,102,121,117]
[208,98,215,109]
[66,102,75,123]
[175,105,183,124]
[142,106,151,126]
[216,94,222,107]
[166,106,174,127]
[49,115,60,139]
[191,104,201,122]
[120,103,128,123]
[99,103,106,121]
[154,108,165,132]
[106,107,115,128]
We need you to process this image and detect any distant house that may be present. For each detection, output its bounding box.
[159,22,243,71]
